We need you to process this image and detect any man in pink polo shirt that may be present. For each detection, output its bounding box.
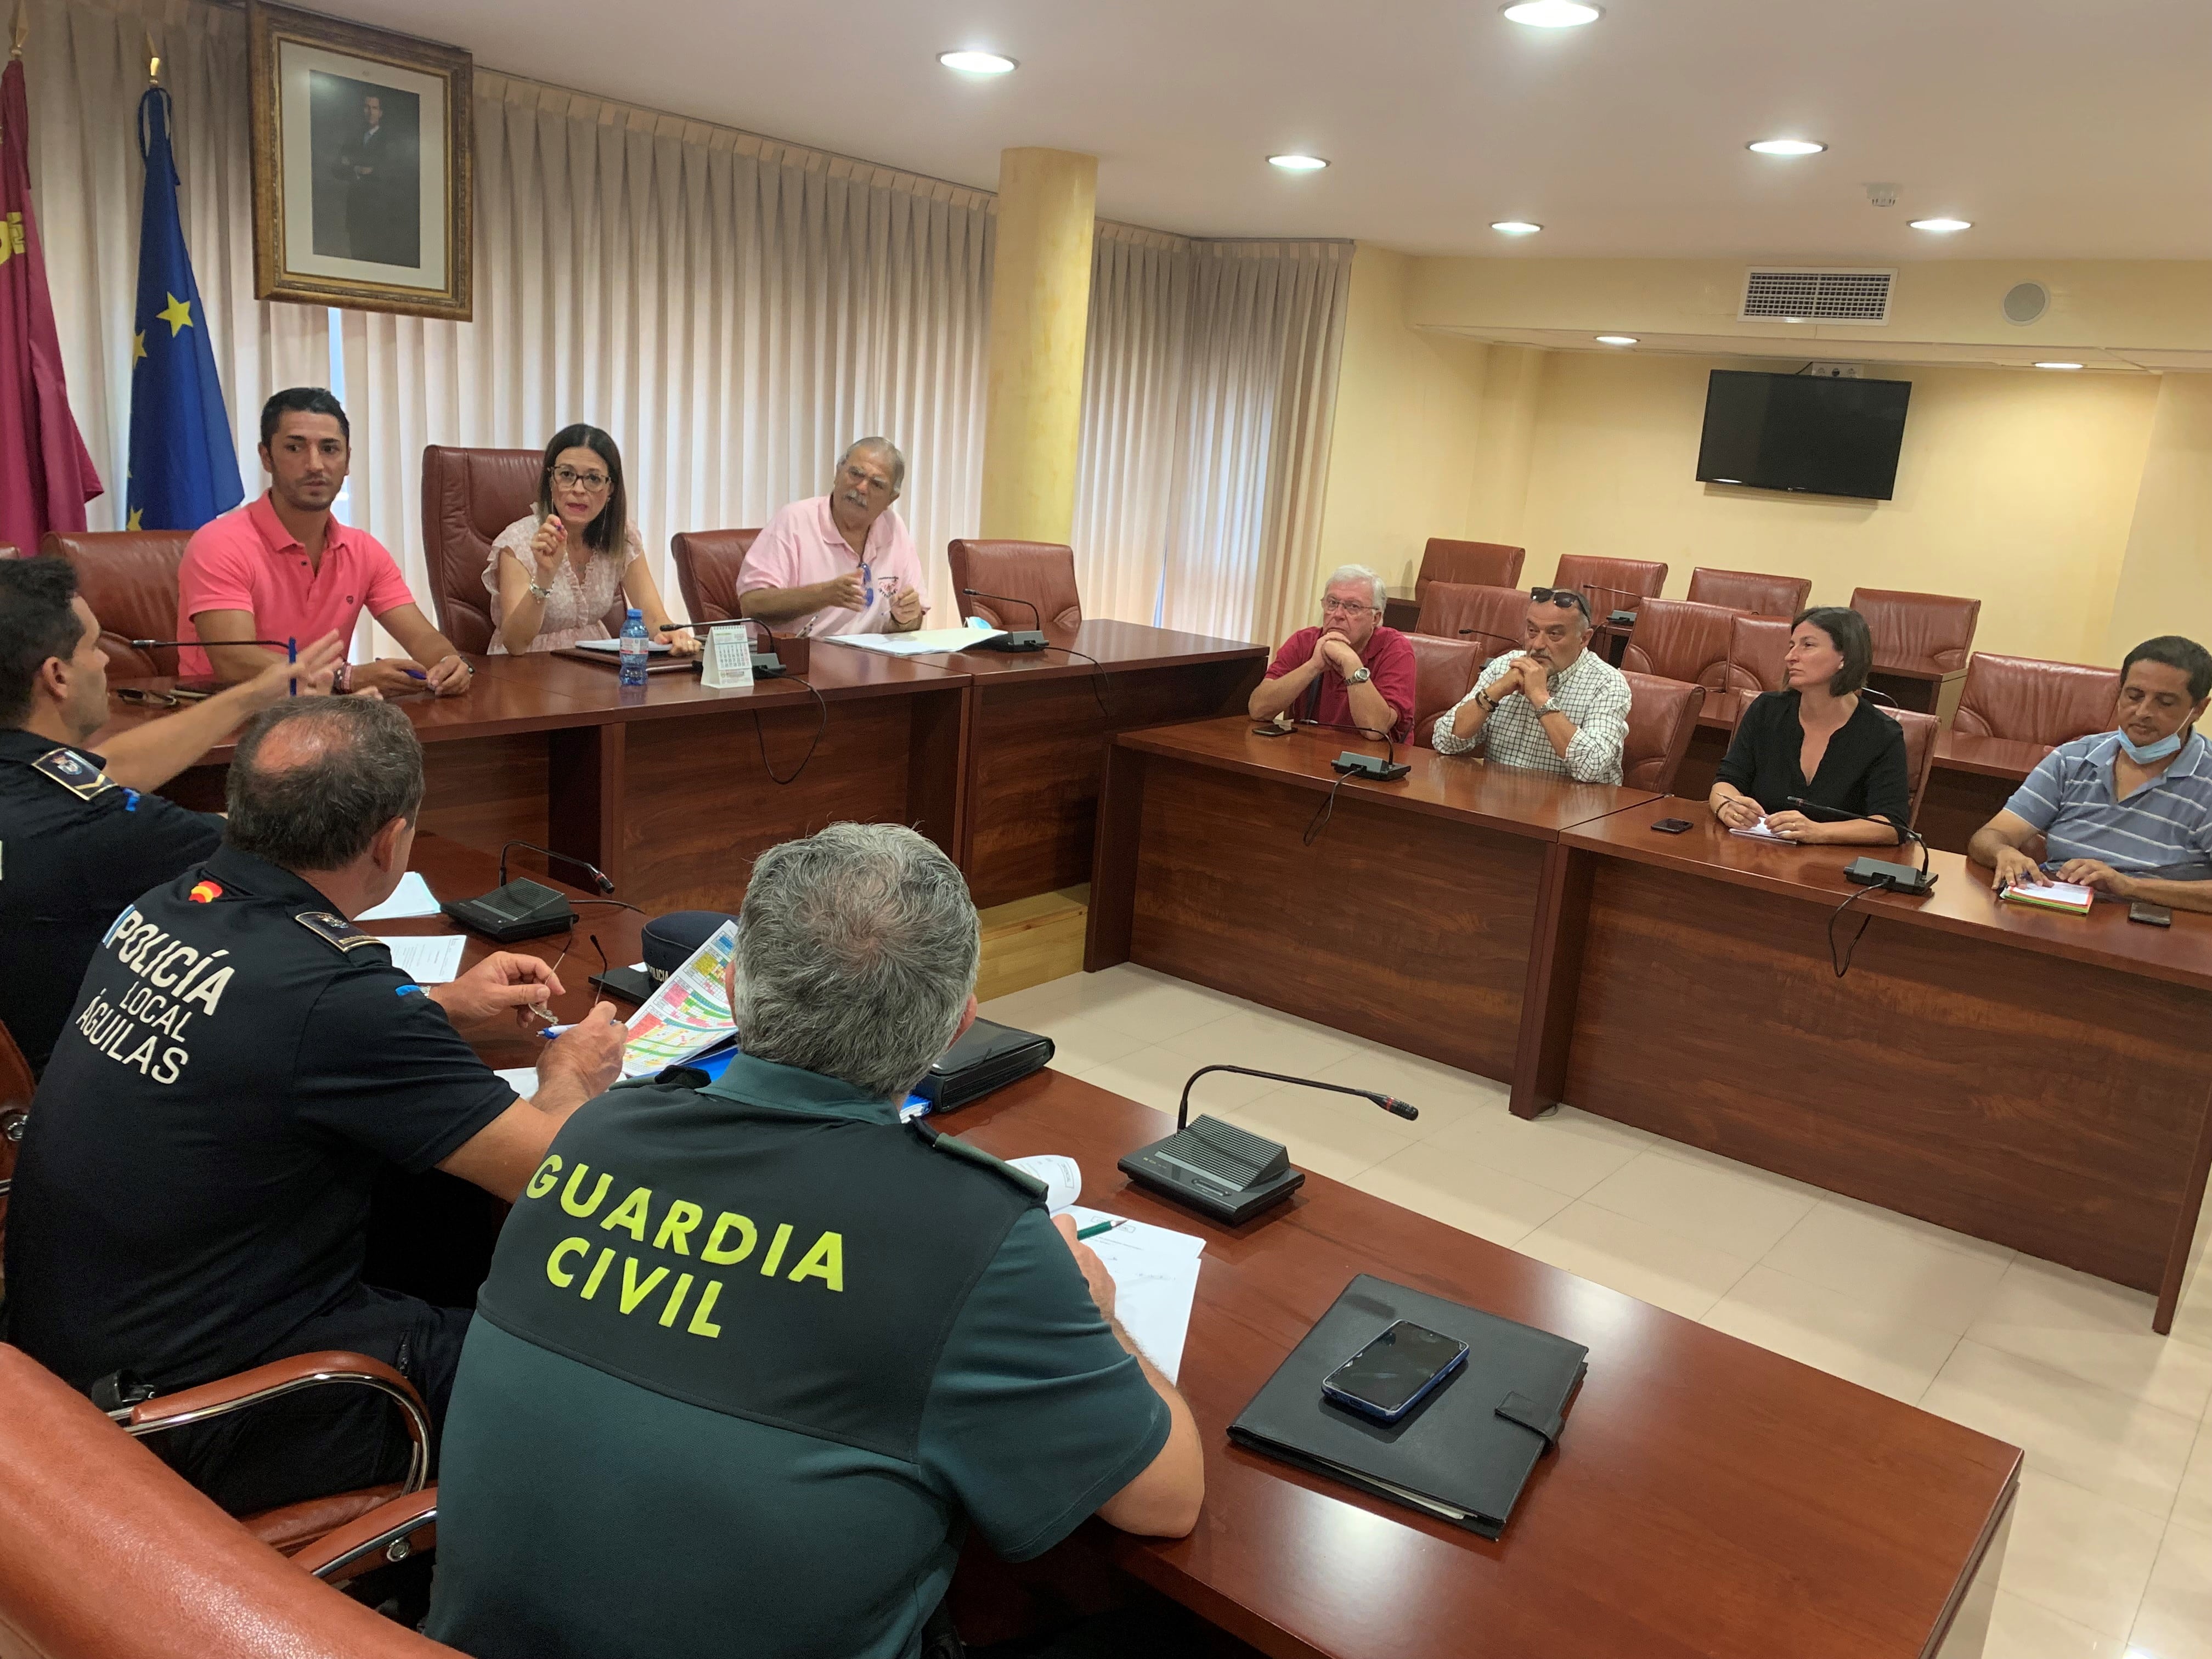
[737,439,928,637]
[178,389,471,698]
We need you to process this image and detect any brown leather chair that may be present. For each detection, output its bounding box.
[669,529,764,623]
[1620,672,1706,794]
[1407,635,1483,749]
[1850,587,1980,679]
[1620,598,1735,690]
[420,445,630,654]
[1686,567,1810,617]
[0,1344,455,1658]
[42,531,194,676]
[1551,554,1668,618]
[945,539,1082,633]
[1882,706,1942,830]
[1950,653,2121,748]
[1415,539,1524,608]
[1414,582,1527,665]
[1723,614,1792,694]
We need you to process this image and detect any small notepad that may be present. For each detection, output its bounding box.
[2001,879,2095,915]
[1728,817,1790,841]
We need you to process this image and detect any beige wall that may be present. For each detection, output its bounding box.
[2107,376,2212,662]
[1507,352,2162,664]
[1312,245,1489,600]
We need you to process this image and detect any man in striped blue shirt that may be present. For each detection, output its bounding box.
[1970,635,2212,912]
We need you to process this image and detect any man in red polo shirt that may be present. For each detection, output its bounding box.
[178,389,471,698]
[1249,565,1417,743]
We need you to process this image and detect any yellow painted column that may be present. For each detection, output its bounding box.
[980,148,1098,543]
[1465,344,1550,546]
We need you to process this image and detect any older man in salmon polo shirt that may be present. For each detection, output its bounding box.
[736,438,928,637]
[177,388,471,698]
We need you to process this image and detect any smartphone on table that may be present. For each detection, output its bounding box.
[2130,901,2174,927]
[1321,1321,1470,1424]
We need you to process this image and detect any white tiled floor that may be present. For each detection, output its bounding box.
[981,962,2212,1659]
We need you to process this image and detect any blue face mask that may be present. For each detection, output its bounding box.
[2118,728,2185,764]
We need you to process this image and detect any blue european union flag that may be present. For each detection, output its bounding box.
[126,87,242,533]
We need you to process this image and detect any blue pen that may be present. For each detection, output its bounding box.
[404,668,428,681]
[539,1023,575,1039]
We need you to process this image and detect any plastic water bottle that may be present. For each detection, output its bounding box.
[618,608,650,687]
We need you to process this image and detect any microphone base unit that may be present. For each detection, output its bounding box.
[972,630,1050,653]
[1118,1114,1306,1227]
[443,877,578,944]
[1844,857,1938,897]
[1333,751,1411,782]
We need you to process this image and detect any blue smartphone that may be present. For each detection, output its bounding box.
[1321,1321,1470,1423]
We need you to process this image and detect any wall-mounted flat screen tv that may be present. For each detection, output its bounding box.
[1695,369,1911,500]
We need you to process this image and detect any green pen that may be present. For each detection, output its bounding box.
[1074,1218,1125,1241]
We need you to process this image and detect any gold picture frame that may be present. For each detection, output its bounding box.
[247,2,472,320]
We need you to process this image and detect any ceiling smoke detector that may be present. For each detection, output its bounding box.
[1865,183,1899,209]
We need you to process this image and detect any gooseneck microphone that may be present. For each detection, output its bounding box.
[498,840,614,894]
[1572,582,1651,625]
[133,636,300,695]
[1118,1065,1418,1225]
[1174,1064,1417,1131]
[1782,796,1935,891]
[960,589,1050,653]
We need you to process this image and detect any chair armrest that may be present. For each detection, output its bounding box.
[290,1486,440,1584]
[123,1350,432,1494]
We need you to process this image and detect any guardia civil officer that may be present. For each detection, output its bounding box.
[0,555,344,1074]
[426,822,1204,1659]
[4,697,627,1516]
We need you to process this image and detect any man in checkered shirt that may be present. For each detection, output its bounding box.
[1431,587,1632,785]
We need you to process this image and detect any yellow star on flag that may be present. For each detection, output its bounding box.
[132,331,147,366]
[156,292,194,336]
[127,508,144,531]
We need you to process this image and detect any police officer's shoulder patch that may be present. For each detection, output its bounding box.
[907,1120,1048,1200]
[294,911,385,953]
[31,746,116,800]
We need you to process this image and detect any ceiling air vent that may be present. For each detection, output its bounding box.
[1740,268,1895,325]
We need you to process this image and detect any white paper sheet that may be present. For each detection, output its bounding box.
[377,934,466,984]
[567,635,673,654]
[1066,1204,1205,1383]
[494,1066,539,1097]
[1726,817,1790,841]
[1009,1154,1082,1215]
[357,871,440,920]
[823,627,1003,658]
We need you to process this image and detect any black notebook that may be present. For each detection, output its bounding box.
[1228,1273,1587,1539]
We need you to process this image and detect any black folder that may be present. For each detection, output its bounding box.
[1228,1273,1587,1538]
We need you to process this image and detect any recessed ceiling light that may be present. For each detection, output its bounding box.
[1491,220,1543,235]
[1909,217,1972,233]
[2034,362,2084,370]
[1502,1,1602,25]
[1747,139,1826,157]
[1595,335,1638,346]
[938,50,1015,74]
[1268,154,1329,172]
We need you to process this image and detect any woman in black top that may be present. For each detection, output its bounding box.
[1709,606,1910,844]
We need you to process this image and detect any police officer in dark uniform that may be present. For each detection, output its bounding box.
[0,555,344,1073]
[426,822,1204,1659]
[4,697,626,1515]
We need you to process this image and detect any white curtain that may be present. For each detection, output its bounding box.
[1074,233,1351,642]
[340,74,994,634]
[31,0,1345,651]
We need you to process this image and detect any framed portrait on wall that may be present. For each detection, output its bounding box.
[247,2,472,320]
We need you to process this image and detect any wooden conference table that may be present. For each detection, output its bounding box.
[101,621,1263,915]
[1088,716,2212,1330]
[400,834,2017,1659]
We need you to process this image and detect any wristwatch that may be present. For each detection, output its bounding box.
[1345,666,1373,685]
[527,578,553,602]
[1472,689,1496,713]
[332,662,352,695]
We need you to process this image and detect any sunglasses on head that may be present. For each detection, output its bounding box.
[1528,587,1592,618]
